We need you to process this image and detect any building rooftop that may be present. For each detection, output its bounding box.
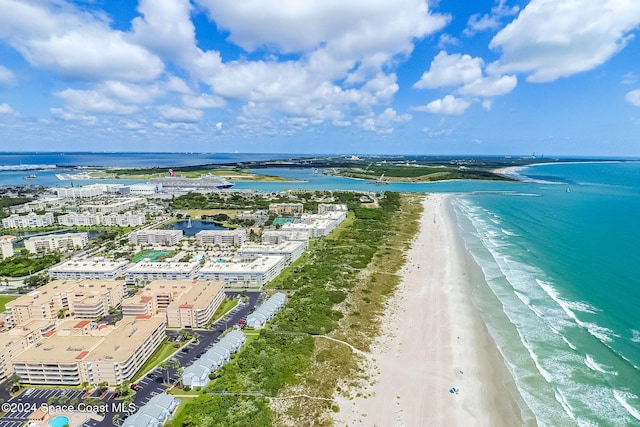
[200,255,285,274]
[126,261,199,274]
[49,258,130,273]
[6,280,124,310]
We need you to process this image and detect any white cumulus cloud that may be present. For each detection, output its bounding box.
[625,89,640,107]
[489,0,640,82]
[0,0,163,82]
[0,103,15,114]
[0,65,15,85]
[55,89,138,115]
[414,51,483,89]
[415,95,471,115]
[159,106,203,123]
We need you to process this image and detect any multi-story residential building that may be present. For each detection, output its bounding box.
[2,212,55,229]
[100,212,146,227]
[261,230,309,245]
[24,232,89,254]
[0,235,15,259]
[129,230,183,246]
[49,258,130,281]
[125,261,200,284]
[122,280,225,328]
[6,280,126,324]
[237,241,307,265]
[280,210,347,238]
[268,203,304,215]
[0,320,56,380]
[195,229,246,247]
[80,197,146,214]
[199,255,286,288]
[58,212,146,227]
[12,316,165,385]
[55,184,105,198]
[57,212,101,227]
[317,204,348,214]
[9,198,63,214]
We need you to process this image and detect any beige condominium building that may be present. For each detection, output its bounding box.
[199,255,286,288]
[125,261,200,284]
[80,197,146,214]
[0,320,56,380]
[121,280,225,328]
[6,279,126,324]
[49,258,130,281]
[195,229,246,247]
[268,203,304,215]
[12,316,165,386]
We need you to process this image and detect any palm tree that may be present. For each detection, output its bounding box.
[112,414,121,426]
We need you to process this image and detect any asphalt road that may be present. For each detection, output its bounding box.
[0,291,263,427]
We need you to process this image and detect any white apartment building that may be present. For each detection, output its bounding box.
[81,197,146,214]
[0,235,15,259]
[280,211,347,238]
[129,229,183,246]
[261,230,309,245]
[58,212,101,226]
[268,203,304,215]
[49,258,130,281]
[12,316,165,385]
[58,212,145,227]
[56,184,105,198]
[9,198,63,214]
[237,241,307,265]
[317,204,348,214]
[24,232,89,253]
[199,255,285,288]
[125,261,200,284]
[195,229,246,247]
[100,212,146,227]
[2,212,55,229]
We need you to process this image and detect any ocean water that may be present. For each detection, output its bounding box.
[452,161,640,426]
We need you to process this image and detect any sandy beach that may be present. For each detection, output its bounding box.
[335,193,530,427]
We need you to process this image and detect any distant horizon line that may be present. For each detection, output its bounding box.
[0,151,638,160]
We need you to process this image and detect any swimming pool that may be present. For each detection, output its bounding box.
[48,415,70,427]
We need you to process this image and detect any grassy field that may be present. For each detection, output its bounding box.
[0,295,18,312]
[338,164,512,182]
[169,192,422,426]
[90,167,296,182]
[132,339,182,382]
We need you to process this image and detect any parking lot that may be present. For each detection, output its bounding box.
[0,291,263,427]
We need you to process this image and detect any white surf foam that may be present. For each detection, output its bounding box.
[584,354,616,375]
[614,390,640,421]
[631,329,640,343]
[536,279,617,343]
[501,228,518,236]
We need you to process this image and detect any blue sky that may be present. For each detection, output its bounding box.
[1,0,640,156]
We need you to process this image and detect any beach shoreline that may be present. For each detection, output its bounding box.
[334,193,533,426]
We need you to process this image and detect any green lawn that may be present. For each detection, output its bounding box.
[0,295,18,312]
[207,298,238,326]
[132,339,182,382]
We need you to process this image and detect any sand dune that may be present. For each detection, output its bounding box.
[335,193,529,427]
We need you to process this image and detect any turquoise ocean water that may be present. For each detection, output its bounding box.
[1,154,638,424]
[453,162,640,426]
